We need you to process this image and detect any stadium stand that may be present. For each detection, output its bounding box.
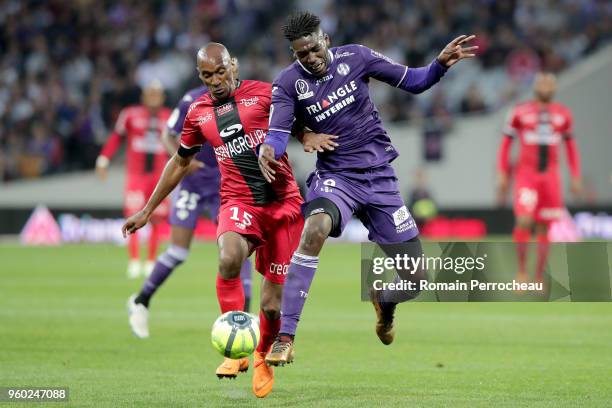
[0,0,609,182]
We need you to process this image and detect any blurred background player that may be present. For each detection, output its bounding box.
[497,72,582,284]
[259,11,477,366]
[96,80,171,278]
[122,43,335,398]
[407,168,438,230]
[127,62,253,339]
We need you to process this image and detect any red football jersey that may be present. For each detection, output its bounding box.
[502,100,574,175]
[179,80,300,205]
[100,106,171,176]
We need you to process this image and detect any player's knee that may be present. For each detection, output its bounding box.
[259,277,282,319]
[260,302,281,320]
[218,252,243,279]
[300,215,331,254]
[260,284,281,319]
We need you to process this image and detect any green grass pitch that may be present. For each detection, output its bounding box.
[1,242,611,407]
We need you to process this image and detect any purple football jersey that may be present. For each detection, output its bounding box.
[167,85,220,196]
[269,44,444,170]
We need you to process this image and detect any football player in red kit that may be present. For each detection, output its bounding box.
[497,72,581,283]
[122,43,335,398]
[96,80,171,278]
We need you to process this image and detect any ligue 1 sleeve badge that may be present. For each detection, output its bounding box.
[337,63,350,76]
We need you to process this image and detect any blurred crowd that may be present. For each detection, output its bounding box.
[0,0,610,182]
[318,0,611,125]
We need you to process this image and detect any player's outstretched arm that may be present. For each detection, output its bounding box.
[364,38,474,95]
[436,35,478,68]
[122,153,193,237]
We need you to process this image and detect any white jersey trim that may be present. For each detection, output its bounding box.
[269,128,292,134]
[396,66,408,87]
[180,142,203,150]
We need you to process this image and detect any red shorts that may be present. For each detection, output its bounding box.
[124,174,169,221]
[217,195,304,284]
[513,172,563,223]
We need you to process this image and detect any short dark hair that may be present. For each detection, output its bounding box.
[282,11,321,41]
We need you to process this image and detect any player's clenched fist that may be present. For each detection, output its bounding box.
[122,210,151,238]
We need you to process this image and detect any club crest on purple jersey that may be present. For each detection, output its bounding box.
[295,79,313,100]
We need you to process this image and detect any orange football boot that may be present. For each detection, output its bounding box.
[252,351,274,398]
[215,357,249,379]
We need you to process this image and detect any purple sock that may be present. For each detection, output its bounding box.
[279,253,318,336]
[139,245,189,303]
[240,258,252,299]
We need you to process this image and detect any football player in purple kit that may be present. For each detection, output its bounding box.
[126,59,253,340]
[258,12,477,365]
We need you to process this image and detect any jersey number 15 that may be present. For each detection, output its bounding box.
[229,207,253,226]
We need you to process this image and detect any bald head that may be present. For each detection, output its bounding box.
[197,42,238,101]
[197,43,231,67]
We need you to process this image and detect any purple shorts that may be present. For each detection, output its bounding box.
[304,165,419,243]
[169,180,221,229]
